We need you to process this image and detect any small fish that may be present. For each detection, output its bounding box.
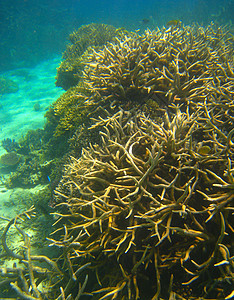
[47,175,51,182]
[166,19,181,27]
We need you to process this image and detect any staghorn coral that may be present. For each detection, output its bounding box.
[84,23,233,118]
[56,23,128,90]
[49,23,234,155]
[53,108,233,299]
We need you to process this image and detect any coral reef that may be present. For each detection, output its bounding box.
[0,152,21,167]
[84,23,233,118]
[53,107,233,299]
[0,23,233,300]
[56,23,128,90]
[1,138,20,153]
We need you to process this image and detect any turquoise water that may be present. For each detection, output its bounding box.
[0,56,63,157]
[0,0,233,70]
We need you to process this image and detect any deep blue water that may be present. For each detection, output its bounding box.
[0,0,233,71]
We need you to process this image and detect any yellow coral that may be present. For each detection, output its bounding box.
[54,108,233,299]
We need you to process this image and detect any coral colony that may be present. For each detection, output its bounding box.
[0,23,233,299]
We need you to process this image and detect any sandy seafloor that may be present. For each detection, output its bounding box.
[0,56,63,156]
[0,57,63,292]
[0,55,63,213]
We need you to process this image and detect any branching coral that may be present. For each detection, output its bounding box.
[0,206,62,299]
[84,23,233,117]
[56,23,128,90]
[1,138,20,153]
[53,107,233,299]
[51,23,233,154]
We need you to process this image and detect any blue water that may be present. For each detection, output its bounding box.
[0,0,233,71]
[0,57,63,157]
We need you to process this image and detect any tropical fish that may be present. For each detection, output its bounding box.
[166,19,181,27]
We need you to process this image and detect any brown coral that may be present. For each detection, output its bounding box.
[56,23,129,90]
[45,83,98,138]
[0,152,20,166]
[84,23,233,118]
[53,107,233,299]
